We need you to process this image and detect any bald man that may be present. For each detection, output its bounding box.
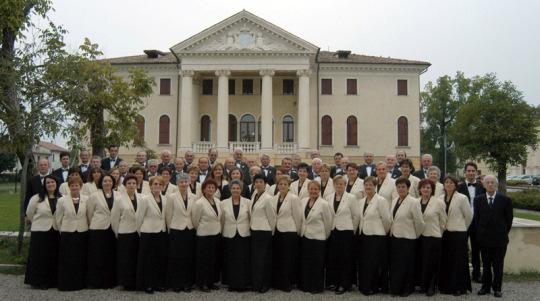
[25,158,51,212]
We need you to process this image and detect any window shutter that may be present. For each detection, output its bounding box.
[398,116,408,146]
[397,79,408,96]
[347,79,357,95]
[321,115,333,145]
[321,79,332,95]
[159,115,170,144]
[160,78,171,95]
[346,115,357,145]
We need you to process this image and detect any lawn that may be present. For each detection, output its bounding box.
[0,187,21,232]
[514,211,540,222]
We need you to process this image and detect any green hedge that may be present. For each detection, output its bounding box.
[509,190,540,211]
[507,180,529,186]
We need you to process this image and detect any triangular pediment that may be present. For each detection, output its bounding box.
[170,10,319,55]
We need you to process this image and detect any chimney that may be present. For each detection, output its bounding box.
[143,49,165,59]
[336,50,351,59]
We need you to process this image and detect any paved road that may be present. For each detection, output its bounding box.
[1,275,538,301]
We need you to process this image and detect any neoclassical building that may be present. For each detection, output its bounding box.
[107,10,430,163]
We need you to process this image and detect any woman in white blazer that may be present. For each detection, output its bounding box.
[416,178,447,296]
[159,166,179,198]
[187,165,203,199]
[317,164,334,199]
[389,177,425,297]
[131,166,150,195]
[25,175,61,289]
[324,175,360,294]
[135,176,168,294]
[164,173,196,292]
[59,167,83,196]
[299,181,333,294]
[267,168,284,196]
[191,179,222,292]
[220,179,252,291]
[375,161,398,204]
[208,163,228,200]
[439,175,473,296]
[345,163,365,200]
[400,159,421,198]
[250,174,276,293]
[81,167,103,197]
[289,162,310,200]
[428,166,444,197]
[110,174,142,291]
[109,167,125,193]
[55,177,89,291]
[86,174,120,289]
[357,176,391,296]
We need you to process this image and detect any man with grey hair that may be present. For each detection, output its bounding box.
[208,148,218,168]
[385,154,402,179]
[182,151,194,172]
[171,157,186,185]
[309,158,323,180]
[90,155,102,169]
[158,149,175,172]
[475,175,513,298]
[310,149,321,159]
[260,154,276,186]
[358,151,376,179]
[25,158,50,211]
[146,159,159,180]
[233,147,250,185]
[197,156,210,183]
[413,154,433,179]
[135,150,148,169]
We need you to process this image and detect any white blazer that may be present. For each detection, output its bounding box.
[268,184,279,196]
[136,194,167,233]
[191,196,222,236]
[138,180,151,195]
[87,190,121,230]
[250,191,277,232]
[55,194,89,233]
[390,195,425,239]
[325,192,360,231]
[376,176,398,204]
[358,193,392,236]
[220,197,252,238]
[164,191,195,231]
[81,182,98,197]
[407,175,421,198]
[316,178,335,199]
[441,192,472,232]
[346,177,365,200]
[290,179,310,200]
[300,197,334,241]
[59,182,70,196]
[213,179,229,199]
[272,192,302,233]
[420,197,447,238]
[162,183,179,198]
[434,182,444,198]
[26,194,57,231]
[110,192,142,236]
[189,182,203,199]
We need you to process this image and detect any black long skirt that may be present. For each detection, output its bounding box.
[87,227,117,288]
[116,232,139,289]
[389,236,416,296]
[272,230,298,291]
[419,235,442,292]
[299,237,326,293]
[136,231,168,290]
[250,230,272,290]
[326,229,354,289]
[358,234,387,294]
[58,231,88,291]
[223,233,251,290]
[167,228,196,289]
[24,229,60,288]
[195,234,221,287]
[439,231,472,294]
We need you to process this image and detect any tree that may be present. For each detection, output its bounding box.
[452,73,539,193]
[0,152,17,172]
[420,72,471,175]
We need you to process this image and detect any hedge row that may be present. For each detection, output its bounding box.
[508,190,540,211]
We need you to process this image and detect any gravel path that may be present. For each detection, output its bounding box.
[0,274,538,301]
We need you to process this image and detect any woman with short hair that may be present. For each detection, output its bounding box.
[159,166,179,197]
[290,163,310,200]
[399,159,420,198]
[130,166,150,195]
[427,166,444,197]
[187,165,202,199]
[59,167,83,196]
[317,164,334,199]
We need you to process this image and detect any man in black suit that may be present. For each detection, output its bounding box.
[101,145,122,171]
[78,149,91,183]
[474,175,513,298]
[457,162,486,283]
[25,158,51,212]
[385,154,402,179]
[52,151,71,184]
[171,157,186,185]
[358,151,376,179]
[260,154,276,186]
[280,157,298,181]
[412,154,433,179]
[135,150,148,169]
[233,148,251,185]
[197,157,211,183]
[182,151,195,172]
[157,149,175,172]
[145,159,159,180]
[330,152,344,177]
[208,148,218,169]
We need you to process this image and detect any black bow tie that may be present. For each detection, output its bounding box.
[468,183,476,187]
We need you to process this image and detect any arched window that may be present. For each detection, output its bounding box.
[321,115,332,145]
[240,114,256,142]
[158,115,170,144]
[398,116,408,146]
[282,115,294,142]
[200,115,211,142]
[346,115,357,146]
[134,115,145,146]
[228,114,237,142]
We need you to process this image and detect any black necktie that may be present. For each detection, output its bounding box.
[489,197,494,206]
[468,182,476,187]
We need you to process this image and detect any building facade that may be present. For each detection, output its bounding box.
[107,10,430,163]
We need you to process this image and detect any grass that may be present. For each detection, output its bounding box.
[514,211,540,222]
[0,187,21,232]
[0,237,28,265]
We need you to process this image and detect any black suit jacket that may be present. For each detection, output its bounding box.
[101,157,122,171]
[24,174,50,212]
[52,167,68,184]
[261,165,276,186]
[358,164,376,179]
[235,161,251,186]
[79,164,91,183]
[474,192,513,247]
[330,165,345,178]
[390,166,402,179]
[458,181,486,230]
[158,162,175,173]
[412,169,427,179]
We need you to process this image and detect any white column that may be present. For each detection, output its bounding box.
[179,70,194,151]
[297,69,312,151]
[260,69,275,152]
[216,70,231,151]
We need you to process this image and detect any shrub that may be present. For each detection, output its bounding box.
[507,180,529,186]
[508,190,540,211]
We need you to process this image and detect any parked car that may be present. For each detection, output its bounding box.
[519,175,535,185]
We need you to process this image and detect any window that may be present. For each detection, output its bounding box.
[158,115,170,144]
[397,79,408,96]
[283,115,294,142]
[398,116,408,146]
[200,115,211,142]
[242,79,253,95]
[283,79,294,95]
[321,115,333,145]
[202,79,213,95]
[134,115,145,145]
[228,79,235,95]
[346,115,358,146]
[229,114,237,142]
[321,79,332,95]
[240,114,256,142]
[160,78,171,95]
[347,79,357,95]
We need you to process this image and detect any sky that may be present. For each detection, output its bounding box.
[40,0,540,146]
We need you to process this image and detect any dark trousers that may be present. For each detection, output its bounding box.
[325,229,354,289]
[469,226,482,278]
[250,230,272,290]
[480,245,507,292]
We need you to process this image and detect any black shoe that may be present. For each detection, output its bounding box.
[258,286,269,293]
[478,288,489,295]
[155,287,166,292]
[361,290,374,296]
[209,283,219,290]
[184,286,192,292]
[144,287,154,294]
[199,285,210,292]
[326,284,337,291]
[494,291,502,298]
[310,289,323,294]
[335,287,346,294]
[400,292,411,297]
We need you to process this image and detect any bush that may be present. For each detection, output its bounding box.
[508,190,540,211]
[507,180,529,186]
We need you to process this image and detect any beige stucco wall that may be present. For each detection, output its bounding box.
[505,226,540,273]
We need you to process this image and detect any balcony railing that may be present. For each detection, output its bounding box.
[192,141,215,154]
[229,142,260,153]
[275,142,298,154]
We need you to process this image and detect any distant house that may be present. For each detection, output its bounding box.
[32,141,68,171]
